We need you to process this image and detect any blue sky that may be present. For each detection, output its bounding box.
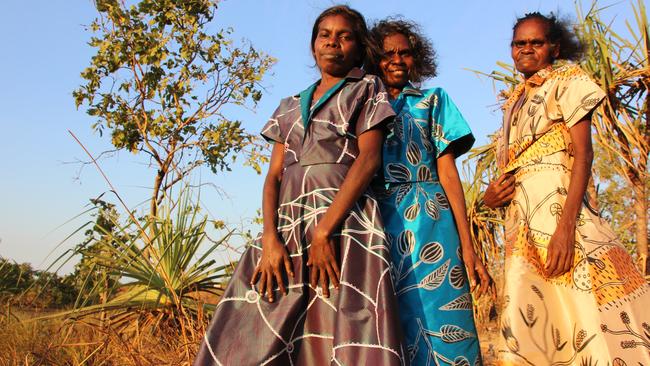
[0,1,634,272]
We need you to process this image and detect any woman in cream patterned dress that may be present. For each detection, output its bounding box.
[484,12,650,365]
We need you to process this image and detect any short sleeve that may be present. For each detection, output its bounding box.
[552,66,605,128]
[431,89,475,158]
[355,76,396,136]
[260,104,284,143]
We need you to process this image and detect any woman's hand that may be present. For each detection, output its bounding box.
[251,233,294,302]
[484,174,516,209]
[461,246,494,298]
[543,119,592,278]
[307,229,341,298]
[545,223,576,277]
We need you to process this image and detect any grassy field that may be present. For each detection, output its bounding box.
[0,305,211,366]
[2,302,501,365]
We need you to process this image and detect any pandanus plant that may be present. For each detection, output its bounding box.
[38,187,237,360]
[576,1,649,274]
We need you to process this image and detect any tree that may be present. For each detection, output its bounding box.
[74,0,274,217]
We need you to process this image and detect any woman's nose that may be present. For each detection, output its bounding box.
[326,35,339,47]
[389,52,403,63]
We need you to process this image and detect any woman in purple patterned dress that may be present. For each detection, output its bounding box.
[194,5,406,366]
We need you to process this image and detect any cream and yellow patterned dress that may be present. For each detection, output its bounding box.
[495,63,650,365]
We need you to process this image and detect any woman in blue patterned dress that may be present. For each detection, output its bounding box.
[369,19,492,365]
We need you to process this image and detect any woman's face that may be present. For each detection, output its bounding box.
[379,33,414,91]
[511,19,559,78]
[312,15,360,78]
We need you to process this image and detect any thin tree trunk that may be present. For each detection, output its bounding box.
[640,91,650,276]
[145,169,166,259]
[151,169,165,218]
[632,182,649,275]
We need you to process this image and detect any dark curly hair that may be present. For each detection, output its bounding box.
[513,12,583,61]
[310,5,380,69]
[368,18,438,82]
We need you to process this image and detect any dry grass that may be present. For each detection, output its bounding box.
[1,302,504,365]
[0,303,211,366]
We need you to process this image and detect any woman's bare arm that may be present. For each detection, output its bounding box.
[438,151,492,296]
[251,142,294,302]
[545,118,593,277]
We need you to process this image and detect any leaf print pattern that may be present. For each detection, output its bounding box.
[395,184,412,205]
[415,98,430,109]
[425,199,440,220]
[422,138,434,154]
[441,325,473,343]
[406,141,422,165]
[440,293,473,311]
[453,356,471,366]
[404,202,420,221]
[419,241,443,264]
[419,259,450,291]
[449,265,466,289]
[387,163,411,181]
[434,324,473,343]
[411,119,429,140]
[397,229,415,257]
[417,165,432,182]
[393,115,404,141]
[431,123,444,139]
[434,192,450,210]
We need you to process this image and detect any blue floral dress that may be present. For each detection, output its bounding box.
[376,85,481,365]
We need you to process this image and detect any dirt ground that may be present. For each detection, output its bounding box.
[478,321,500,365]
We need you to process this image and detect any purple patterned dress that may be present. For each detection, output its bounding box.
[194,68,407,366]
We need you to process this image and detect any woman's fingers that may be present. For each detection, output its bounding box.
[496,174,509,185]
[325,263,339,289]
[554,251,566,277]
[258,271,267,294]
[251,266,261,285]
[562,247,574,275]
[283,254,295,278]
[266,270,275,302]
[485,174,516,208]
[328,254,341,285]
[556,246,573,277]
[309,262,318,289]
[273,267,286,295]
[477,265,491,297]
[320,268,330,298]
[465,263,478,292]
[545,247,558,277]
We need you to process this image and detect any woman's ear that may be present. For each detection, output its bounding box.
[551,43,560,60]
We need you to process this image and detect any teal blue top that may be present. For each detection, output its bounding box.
[299,78,348,130]
[382,84,474,183]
